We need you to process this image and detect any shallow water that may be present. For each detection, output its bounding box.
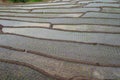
[3,28,120,46]
[0,34,120,65]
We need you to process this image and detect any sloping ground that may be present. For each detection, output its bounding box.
[0,0,120,80]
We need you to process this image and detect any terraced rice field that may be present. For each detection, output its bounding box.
[0,0,120,80]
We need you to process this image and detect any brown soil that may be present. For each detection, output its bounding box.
[0,24,3,33]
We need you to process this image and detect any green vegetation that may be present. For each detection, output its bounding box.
[29,0,43,2]
[9,0,43,3]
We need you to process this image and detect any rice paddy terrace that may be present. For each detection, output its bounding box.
[0,0,120,80]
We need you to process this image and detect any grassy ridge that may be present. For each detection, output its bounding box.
[9,0,43,3]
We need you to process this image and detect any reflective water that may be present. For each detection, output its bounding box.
[3,28,120,46]
[0,34,120,65]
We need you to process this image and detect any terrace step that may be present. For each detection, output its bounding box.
[0,47,120,79]
[102,8,120,13]
[0,34,120,67]
[0,19,50,27]
[85,3,120,7]
[0,12,82,18]
[0,17,119,26]
[82,12,120,19]
[53,25,120,33]
[31,8,100,13]
[0,7,100,13]
[0,4,82,9]
[2,28,120,46]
